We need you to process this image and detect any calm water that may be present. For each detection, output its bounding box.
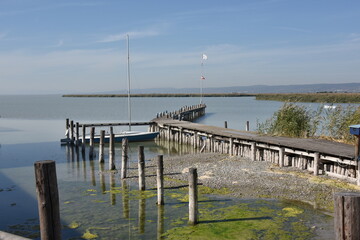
[0,95,333,239]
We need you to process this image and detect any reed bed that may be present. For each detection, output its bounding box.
[256,93,360,103]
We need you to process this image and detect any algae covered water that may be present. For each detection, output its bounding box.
[0,95,334,239]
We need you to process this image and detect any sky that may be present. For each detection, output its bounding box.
[0,0,360,94]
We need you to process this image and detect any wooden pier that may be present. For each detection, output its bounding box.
[150,113,358,184]
[64,102,359,184]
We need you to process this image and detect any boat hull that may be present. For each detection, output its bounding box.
[61,131,159,144]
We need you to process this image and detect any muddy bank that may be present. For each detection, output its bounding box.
[144,153,360,212]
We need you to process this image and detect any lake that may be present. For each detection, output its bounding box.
[0,95,333,239]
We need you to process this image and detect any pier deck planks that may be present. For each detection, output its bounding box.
[152,118,354,159]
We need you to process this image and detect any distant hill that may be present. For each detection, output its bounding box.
[73,82,360,95]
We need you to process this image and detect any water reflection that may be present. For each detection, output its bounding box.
[157,205,165,240]
[121,180,130,219]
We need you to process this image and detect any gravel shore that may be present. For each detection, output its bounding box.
[144,152,360,212]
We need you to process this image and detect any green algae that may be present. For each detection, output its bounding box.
[82,229,98,239]
[164,203,315,240]
[68,221,80,229]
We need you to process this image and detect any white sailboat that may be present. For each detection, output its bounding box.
[62,35,159,144]
[108,34,159,142]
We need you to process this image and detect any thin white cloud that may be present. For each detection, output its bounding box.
[98,29,160,43]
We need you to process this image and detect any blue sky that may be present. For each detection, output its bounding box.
[1,0,360,94]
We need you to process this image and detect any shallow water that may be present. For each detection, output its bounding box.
[0,95,335,239]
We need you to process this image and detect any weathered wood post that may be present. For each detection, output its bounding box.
[109,133,115,170]
[81,125,86,153]
[70,120,74,143]
[34,160,61,240]
[156,155,164,205]
[313,152,320,176]
[138,146,146,191]
[251,142,257,161]
[188,168,198,225]
[75,122,80,145]
[334,192,360,239]
[89,127,95,159]
[121,138,128,179]
[65,118,70,141]
[279,147,285,167]
[224,121,228,129]
[99,130,105,163]
[246,121,250,131]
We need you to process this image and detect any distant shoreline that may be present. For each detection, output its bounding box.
[62,93,256,98]
[62,92,360,103]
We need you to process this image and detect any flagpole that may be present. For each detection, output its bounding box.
[200,59,203,104]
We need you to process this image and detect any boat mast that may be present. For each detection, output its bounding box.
[126,34,132,131]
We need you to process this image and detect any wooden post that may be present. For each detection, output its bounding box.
[121,138,128,179]
[99,130,105,163]
[251,142,257,161]
[279,147,285,167]
[314,152,320,176]
[356,136,360,186]
[229,138,233,156]
[81,125,86,153]
[109,133,115,170]
[224,121,228,128]
[188,168,198,225]
[34,160,61,240]
[65,118,70,140]
[138,146,145,191]
[246,121,250,131]
[75,122,80,145]
[70,120,74,143]
[156,155,164,205]
[89,127,95,159]
[334,192,360,239]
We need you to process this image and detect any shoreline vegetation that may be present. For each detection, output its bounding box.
[62,93,256,98]
[63,92,360,103]
[255,93,360,103]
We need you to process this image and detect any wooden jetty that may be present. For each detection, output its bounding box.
[63,102,359,184]
[150,110,358,185]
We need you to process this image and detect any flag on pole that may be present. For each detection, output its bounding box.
[202,54,208,60]
[201,76,205,80]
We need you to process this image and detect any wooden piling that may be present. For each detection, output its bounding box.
[65,118,70,140]
[314,152,320,176]
[279,147,285,167]
[246,121,250,131]
[121,138,128,179]
[81,125,86,153]
[70,120,74,143]
[251,142,257,161]
[334,192,360,239]
[138,146,145,191]
[99,130,105,163]
[224,121,228,128]
[75,122,80,145]
[34,160,61,240]
[188,168,198,225]
[109,133,115,170]
[156,155,164,205]
[89,127,95,159]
